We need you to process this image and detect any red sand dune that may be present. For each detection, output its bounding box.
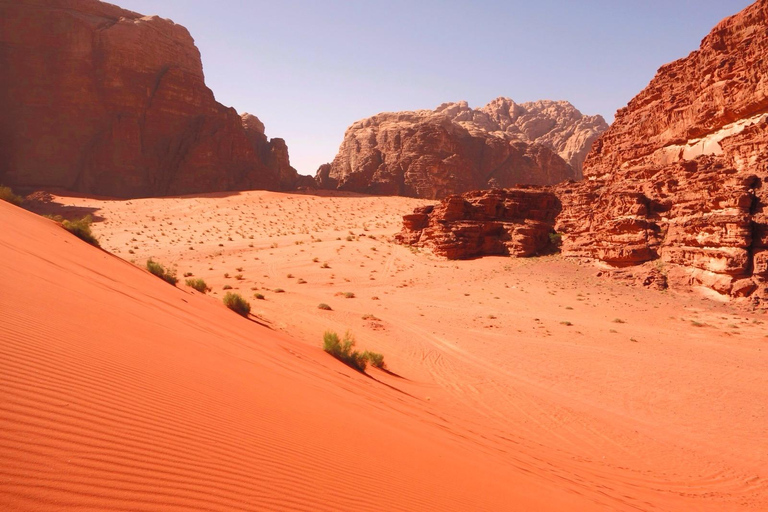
[1,200,597,510]
[2,194,768,511]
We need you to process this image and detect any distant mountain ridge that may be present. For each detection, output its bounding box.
[315,98,607,199]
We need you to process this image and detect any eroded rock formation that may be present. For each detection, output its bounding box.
[395,188,561,259]
[317,99,607,199]
[399,0,768,302]
[0,0,306,197]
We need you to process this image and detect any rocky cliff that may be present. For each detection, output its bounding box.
[317,99,607,199]
[399,0,768,302]
[564,0,768,300]
[583,0,768,177]
[0,0,306,197]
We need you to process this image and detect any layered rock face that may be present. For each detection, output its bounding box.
[583,0,768,176]
[395,188,561,259]
[317,99,607,199]
[398,0,768,301]
[0,0,305,197]
[562,0,768,299]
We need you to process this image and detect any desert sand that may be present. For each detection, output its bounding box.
[2,191,768,511]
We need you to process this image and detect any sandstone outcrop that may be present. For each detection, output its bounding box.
[399,0,768,302]
[395,188,561,259]
[317,99,607,199]
[0,0,305,197]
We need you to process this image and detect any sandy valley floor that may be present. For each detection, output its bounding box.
[3,190,767,511]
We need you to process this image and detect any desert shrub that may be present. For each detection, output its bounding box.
[322,331,367,372]
[0,185,23,206]
[548,232,562,248]
[222,284,233,290]
[362,350,386,370]
[318,303,332,310]
[361,314,380,321]
[343,292,355,299]
[254,293,265,300]
[223,292,251,317]
[146,259,177,285]
[185,278,208,293]
[274,288,285,293]
[62,215,100,247]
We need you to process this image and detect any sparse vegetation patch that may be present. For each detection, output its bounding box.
[62,215,100,247]
[362,350,386,370]
[0,185,23,206]
[185,278,209,293]
[146,259,177,285]
[322,330,368,372]
[223,292,251,317]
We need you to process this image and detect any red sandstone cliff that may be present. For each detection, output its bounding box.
[399,0,768,302]
[583,0,768,176]
[317,99,607,199]
[565,0,768,299]
[0,0,306,197]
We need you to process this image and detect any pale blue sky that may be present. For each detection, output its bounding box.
[115,0,753,175]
